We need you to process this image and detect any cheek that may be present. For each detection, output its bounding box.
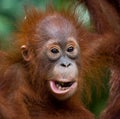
[36,53,52,68]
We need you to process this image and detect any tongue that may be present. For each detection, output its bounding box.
[49,81,71,94]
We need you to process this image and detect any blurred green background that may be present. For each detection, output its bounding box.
[0,0,109,117]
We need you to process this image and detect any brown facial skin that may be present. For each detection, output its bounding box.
[44,37,80,100]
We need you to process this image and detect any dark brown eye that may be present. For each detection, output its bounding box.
[51,48,59,54]
[67,46,74,52]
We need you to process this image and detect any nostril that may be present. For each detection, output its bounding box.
[61,63,66,67]
[61,63,71,67]
[67,63,71,67]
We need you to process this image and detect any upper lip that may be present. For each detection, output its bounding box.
[48,78,76,83]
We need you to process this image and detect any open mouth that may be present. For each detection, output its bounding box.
[49,80,77,95]
[55,81,75,90]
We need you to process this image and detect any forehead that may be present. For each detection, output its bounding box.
[37,15,77,41]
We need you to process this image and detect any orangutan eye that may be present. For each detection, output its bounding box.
[47,46,61,61]
[66,44,79,59]
[51,48,59,54]
[67,46,74,52]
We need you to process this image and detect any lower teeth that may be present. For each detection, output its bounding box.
[56,84,68,90]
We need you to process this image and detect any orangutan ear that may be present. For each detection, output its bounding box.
[21,45,32,61]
